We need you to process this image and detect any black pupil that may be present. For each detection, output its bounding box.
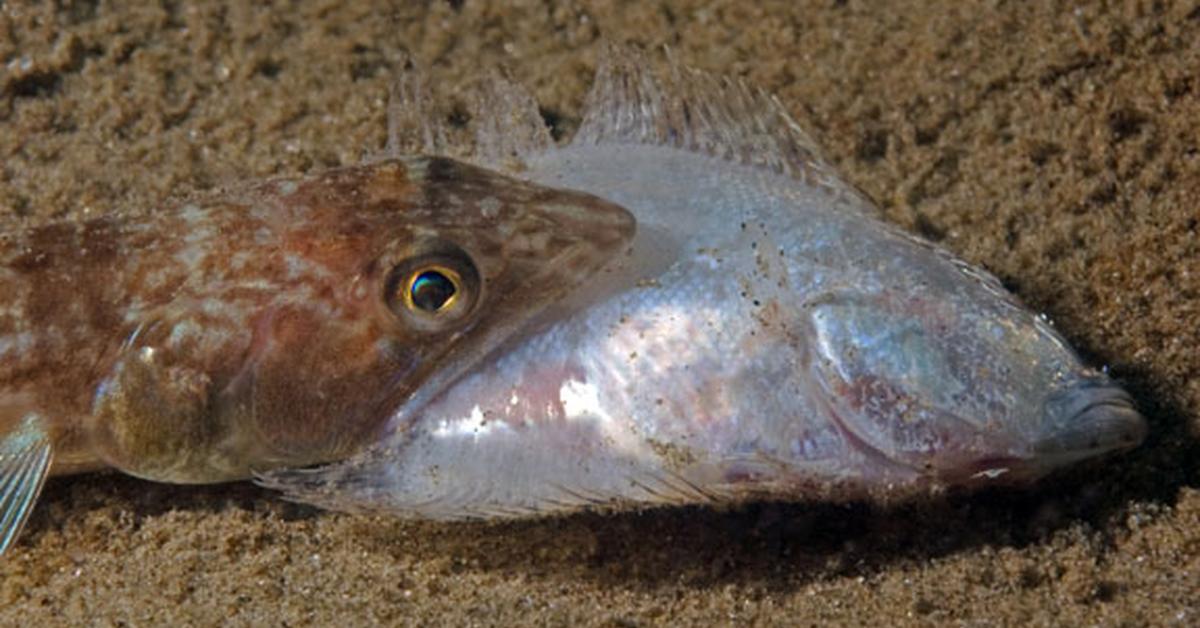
[410,270,456,312]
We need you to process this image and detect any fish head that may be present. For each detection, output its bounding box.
[808,276,1147,488]
[88,157,634,481]
[245,158,635,467]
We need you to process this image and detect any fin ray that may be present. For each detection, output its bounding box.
[0,415,52,555]
[376,47,875,216]
[259,452,765,521]
[379,61,554,171]
[466,70,554,170]
[572,44,877,212]
[381,59,448,159]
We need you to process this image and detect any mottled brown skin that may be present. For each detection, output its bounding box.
[0,157,634,483]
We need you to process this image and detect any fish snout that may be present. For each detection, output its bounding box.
[1031,378,1147,468]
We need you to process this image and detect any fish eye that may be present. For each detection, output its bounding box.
[406,266,461,313]
[383,244,481,328]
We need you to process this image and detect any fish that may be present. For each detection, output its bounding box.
[0,156,635,553]
[258,49,1148,519]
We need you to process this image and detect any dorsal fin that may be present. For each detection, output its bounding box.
[376,47,876,214]
[572,45,849,192]
[379,61,553,171]
[0,414,52,555]
[466,70,554,171]
[380,59,449,159]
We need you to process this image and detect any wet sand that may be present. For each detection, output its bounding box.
[1,1,1197,625]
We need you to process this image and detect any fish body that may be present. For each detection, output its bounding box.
[261,53,1147,517]
[1,49,1149,552]
[0,157,634,552]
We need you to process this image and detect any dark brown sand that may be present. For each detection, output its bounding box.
[1,1,1197,625]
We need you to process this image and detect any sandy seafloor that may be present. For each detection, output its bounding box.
[1,1,1198,625]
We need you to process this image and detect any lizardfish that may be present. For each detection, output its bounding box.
[0,157,634,553]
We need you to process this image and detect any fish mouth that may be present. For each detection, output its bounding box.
[1029,377,1147,470]
[382,198,636,440]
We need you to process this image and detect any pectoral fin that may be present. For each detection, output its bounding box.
[0,415,52,555]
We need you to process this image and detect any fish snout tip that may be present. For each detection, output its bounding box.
[578,195,636,245]
[1032,382,1148,465]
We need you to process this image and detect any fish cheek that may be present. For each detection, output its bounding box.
[239,305,417,468]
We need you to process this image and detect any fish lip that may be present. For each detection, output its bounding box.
[1030,378,1147,466]
[953,381,1146,486]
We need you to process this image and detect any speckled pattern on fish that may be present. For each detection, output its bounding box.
[0,155,634,553]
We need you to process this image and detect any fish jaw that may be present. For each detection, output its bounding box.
[827,375,1149,489]
[1023,377,1146,476]
[802,281,1148,488]
[213,156,636,477]
[891,376,1147,488]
